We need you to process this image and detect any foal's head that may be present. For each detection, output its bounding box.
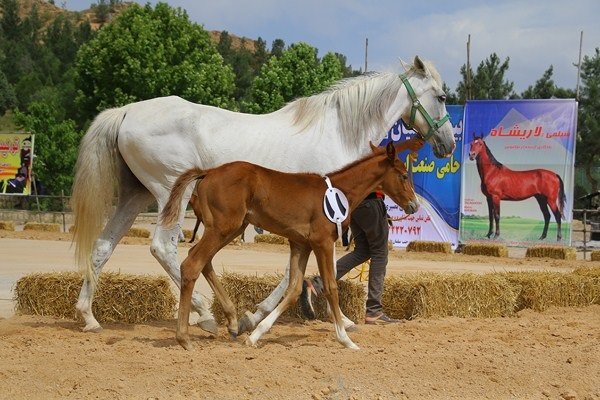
[378,141,419,214]
[468,136,485,160]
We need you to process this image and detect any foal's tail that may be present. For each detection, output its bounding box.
[557,174,566,220]
[160,167,209,229]
[71,105,130,286]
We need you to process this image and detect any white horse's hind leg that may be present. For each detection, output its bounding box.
[76,186,154,332]
[150,225,218,335]
[238,262,290,334]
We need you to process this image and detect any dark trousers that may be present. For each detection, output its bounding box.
[336,198,389,317]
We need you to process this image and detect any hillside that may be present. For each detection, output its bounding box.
[8,0,257,51]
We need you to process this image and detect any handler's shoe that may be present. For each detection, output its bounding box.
[365,312,402,325]
[300,276,323,320]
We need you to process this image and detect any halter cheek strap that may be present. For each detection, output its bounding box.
[323,176,349,240]
[399,74,450,141]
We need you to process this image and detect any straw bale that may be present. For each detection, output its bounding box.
[525,246,576,260]
[0,220,15,230]
[14,272,176,323]
[504,271,600,311]
[182,229,193,241]
[590,251,600,262]
[23,222,60,232]
[463,243,508,257]
[572,266,600,279]
[126,227,151,238]
[406,240,452,254]
[211,272,365,324]
[382,273,518,319]
[253,233,288,245]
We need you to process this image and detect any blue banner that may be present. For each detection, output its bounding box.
[381,105,464,248]
[460,99,577,246]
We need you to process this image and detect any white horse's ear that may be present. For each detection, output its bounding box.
[413,55,430,76]
[399,58,411,72]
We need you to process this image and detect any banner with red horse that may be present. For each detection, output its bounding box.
[460,99,577,246]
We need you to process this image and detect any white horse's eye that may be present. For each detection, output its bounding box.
[438,94,446,103]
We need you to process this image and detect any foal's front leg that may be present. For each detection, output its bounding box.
[245,242,310,347]
[313,244,359,350]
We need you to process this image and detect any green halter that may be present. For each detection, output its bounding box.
[399,74,450,141]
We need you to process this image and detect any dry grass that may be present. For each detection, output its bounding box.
[0,220,15,231]
[525,246,577,260]
[23,222,60,232]
[14,272,176,323]
[211,272,365,323]
[406,240,452,254]
[463,243,508,257]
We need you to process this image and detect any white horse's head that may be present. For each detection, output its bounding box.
[397,56,456,159]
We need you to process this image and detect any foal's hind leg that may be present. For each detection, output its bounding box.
[76,183,154,332]
[535,194,551,240]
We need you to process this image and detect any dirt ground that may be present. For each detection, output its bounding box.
[1,229,599,399]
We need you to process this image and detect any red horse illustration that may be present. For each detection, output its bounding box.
[468,136,565,241]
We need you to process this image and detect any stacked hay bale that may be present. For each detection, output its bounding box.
[406,240,452,254]
[590,250,600,262]
[0,221,15,230]
[126,227,151,238]
[210,272,365,324]
[254,233,287,245]
[382,273,519,320]
[462,243,508,257]
[14,272,176,323]
[23,222,60,232]
[525,246,577,260]
[504,270,600,311]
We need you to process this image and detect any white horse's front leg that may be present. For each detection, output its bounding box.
[151,225,218,335]
[238,262,290,334]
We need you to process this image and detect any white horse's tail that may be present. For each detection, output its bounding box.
[71,105,130,286]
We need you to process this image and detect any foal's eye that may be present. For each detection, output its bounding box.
[399,173,408,181]
[438,94,446,103]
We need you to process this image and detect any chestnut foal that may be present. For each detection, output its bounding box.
[161,139,421,350]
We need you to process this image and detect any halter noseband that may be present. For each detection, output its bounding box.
[399,74,450,141]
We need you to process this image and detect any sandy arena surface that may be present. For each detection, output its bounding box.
[1,227,599,399]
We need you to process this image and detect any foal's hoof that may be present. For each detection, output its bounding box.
[228,328,238,340]
[177,337,194,351]
[237,311,256,335]
[345,324,359,333]
[197,318,218,336]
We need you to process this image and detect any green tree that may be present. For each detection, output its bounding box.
[577,48,600,192]
[13,101,82,195]
[243,42,342,113]
[521,66,575,99]
[456,53,515,102]
[442,82,459,105]
[74,2,235,121]
[0,69,16,115]
[270,38,285,58]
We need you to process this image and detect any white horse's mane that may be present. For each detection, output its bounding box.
[284,60,442,149]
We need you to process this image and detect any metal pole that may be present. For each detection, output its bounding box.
[61,190,66,232]
[575,30,583,101]
[364,37,368,73]
[466,34,472,101]
[582,209,587,260]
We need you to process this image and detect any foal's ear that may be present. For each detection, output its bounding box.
[369,141,377,152]
[386,141,396,161]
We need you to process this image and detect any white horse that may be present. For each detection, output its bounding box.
[71,56,455,334]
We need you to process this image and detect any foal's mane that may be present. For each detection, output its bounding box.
[327,146,386,176]
[284,61,442,150]
[482,140,503,168]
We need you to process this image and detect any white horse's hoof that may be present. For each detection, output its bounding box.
[197,318,218,335]
[82,324,103,333]
[244,336,258,347]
